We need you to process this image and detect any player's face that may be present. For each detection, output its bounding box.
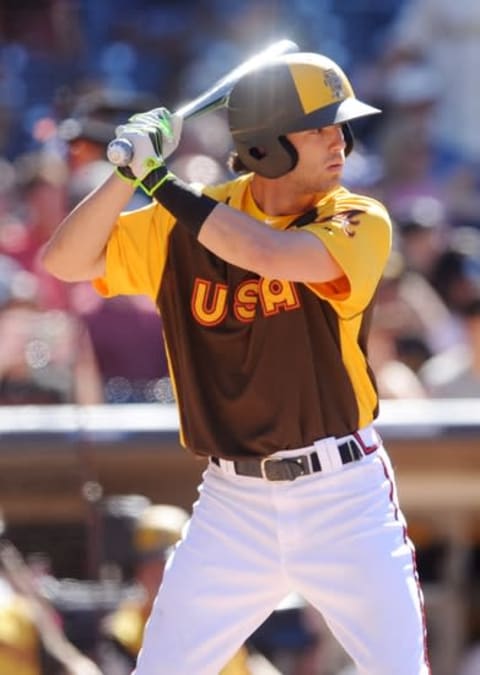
[286,124,346,194]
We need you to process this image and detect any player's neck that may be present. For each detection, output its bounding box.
[250,174,324,217]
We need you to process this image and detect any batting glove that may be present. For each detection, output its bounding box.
[113,107,182,182]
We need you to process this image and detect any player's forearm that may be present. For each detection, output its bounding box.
[198,203,343,281]
[198,203,276,274]
[42,173,135,282]
[150,172,342,281]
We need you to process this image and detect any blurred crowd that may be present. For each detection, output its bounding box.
[1,0,480,406]
[2,0,480,672]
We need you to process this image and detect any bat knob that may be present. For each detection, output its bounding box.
[106,138,134,166]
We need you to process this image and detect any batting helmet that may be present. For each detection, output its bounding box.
[134,504,189,562]
[227,52,381,178]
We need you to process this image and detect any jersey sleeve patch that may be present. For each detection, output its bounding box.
[303,198,392,316]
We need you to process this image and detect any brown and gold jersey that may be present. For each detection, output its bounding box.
[94,174,391,459]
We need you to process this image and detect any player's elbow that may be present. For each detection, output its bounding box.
[41,244,66,280]
[41,244,72,281]
[41,243,101,282]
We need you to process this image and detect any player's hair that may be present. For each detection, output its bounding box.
[227,151,250,175]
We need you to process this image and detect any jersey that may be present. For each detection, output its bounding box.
[94,173,391,459]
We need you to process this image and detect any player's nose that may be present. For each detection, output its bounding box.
[329,125,346,150]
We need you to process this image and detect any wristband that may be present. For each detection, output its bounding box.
[141,165,174,195]
[142,166,218,238]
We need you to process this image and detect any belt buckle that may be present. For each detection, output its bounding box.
[260,457,276,480]
[260,456,307,481]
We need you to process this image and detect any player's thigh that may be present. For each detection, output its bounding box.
[135,466,287,675]
[287,450,429,675]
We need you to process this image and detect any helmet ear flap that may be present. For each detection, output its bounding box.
[235,135,298,178]
[276,136,298,174]
[342,122,354,156]
[234,125,352,177]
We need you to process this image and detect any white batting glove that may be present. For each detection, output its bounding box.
[113,107,183,180]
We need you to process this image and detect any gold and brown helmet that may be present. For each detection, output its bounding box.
[227,52,381,178]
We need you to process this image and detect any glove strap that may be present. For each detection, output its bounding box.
[140,165,175,196]
[141,166,218,237]
[115,166,136,183]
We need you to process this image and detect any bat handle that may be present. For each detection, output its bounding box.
[106,137,134,167]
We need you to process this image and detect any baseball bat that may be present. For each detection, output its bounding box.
[107,38,299,166]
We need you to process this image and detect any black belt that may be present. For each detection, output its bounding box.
[211,437,373,482]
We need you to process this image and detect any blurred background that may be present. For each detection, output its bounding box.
[1,1,480,673]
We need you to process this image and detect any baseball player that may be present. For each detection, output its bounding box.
[43,51,430,674]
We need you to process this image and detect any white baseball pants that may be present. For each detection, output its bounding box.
[134,429,430,675]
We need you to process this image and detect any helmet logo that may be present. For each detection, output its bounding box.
[324,69,345,100]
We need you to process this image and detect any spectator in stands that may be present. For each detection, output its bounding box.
[0,509,102,675]
[414,227,480,398]
[429,232,480,316]
[71,288,169,403]
[362,47,480,239]
[98,502,275,675]
[386,0,480,164]
[420,297,480,398]
[373,59,447,207]
[368,249,450,389]
[367,319,428,400]
[59,88,159,214]
[0,253,103,404]
[369,56,471,229]
[393,197,466,354]
[376,0,480,232]
[395,196,450,279]
[0,510,43,675]
[98,503,188,674]
[0,150,71,310]
[57,91,171,403]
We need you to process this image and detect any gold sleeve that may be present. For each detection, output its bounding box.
[93,201,176,301]
[303,196,392,317]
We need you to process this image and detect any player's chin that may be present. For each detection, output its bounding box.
[320,169,343,190]
[324,165,344,186]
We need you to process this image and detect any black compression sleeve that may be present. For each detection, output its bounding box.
[142,166,218,237]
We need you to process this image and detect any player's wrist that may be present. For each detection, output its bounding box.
[149,169,218,238]
[115,165,137,183]
[140,164,172,195]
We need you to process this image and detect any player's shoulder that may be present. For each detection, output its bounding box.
[198,173,252,205]
[322,186,391,222]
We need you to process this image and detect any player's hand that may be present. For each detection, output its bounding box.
[113,107,182,179]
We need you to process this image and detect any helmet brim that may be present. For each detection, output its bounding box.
[286,98,381,134]
[231,97,381,143]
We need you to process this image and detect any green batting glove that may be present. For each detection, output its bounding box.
[111,107,183,183]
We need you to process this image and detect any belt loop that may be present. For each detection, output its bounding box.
[310,451,321,472]
[314,438,343,472]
